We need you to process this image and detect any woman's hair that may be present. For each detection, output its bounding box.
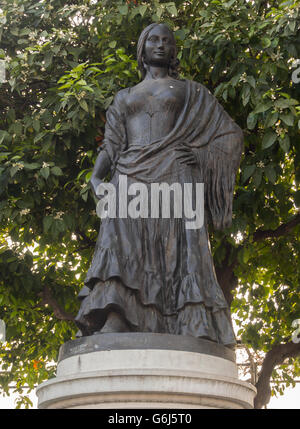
[137,23,179,79]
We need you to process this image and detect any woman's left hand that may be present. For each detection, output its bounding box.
[175,144,197,166]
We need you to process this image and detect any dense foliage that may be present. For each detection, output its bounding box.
[0,0,299,408]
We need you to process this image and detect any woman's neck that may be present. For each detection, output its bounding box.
[144,65,169,80]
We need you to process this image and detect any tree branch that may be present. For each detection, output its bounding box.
[217,212,300,305]
[253,213,300,242]
[254,342,300,409]
[74,228,95,247]
[215,240,238,306]
[39,285,75,322]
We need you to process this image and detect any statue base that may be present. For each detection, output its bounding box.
[36,333,256,409]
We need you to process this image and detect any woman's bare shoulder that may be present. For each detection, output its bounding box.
[113,87,130,104]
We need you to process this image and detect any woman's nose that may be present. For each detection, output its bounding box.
[157,40,164,49]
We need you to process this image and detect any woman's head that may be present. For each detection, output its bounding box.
[137,23,179,79]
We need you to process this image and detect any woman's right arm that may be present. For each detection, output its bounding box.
[90,89,126,198]
[89,150,112,198]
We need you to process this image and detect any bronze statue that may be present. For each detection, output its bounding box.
[75,23,243,347]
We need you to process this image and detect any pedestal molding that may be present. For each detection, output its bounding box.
[37,346,256,409]
[58,333,236,363]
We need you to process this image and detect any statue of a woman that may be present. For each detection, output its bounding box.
[75,23,243,347]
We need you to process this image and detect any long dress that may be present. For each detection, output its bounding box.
[75,79,243,347]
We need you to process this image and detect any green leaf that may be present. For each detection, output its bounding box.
[280,113,294,126]
[40,167,50,180]
[130,7,140,18]
[175,29,187,41]
[262,131,277,149]
[247,112,257,130]
[118,4,128,15]
[10,165,20,177]
[253,102,272,114]
[279,135,290,153]
[166,3,178,16]
[51,166,63,176]
[242,246,251,263]
[32,120,40,133]
[264,165,276,184]
[242,165,256,183]
[43,216,53,233]
[85,171,92,183]
[289,20,296,32]
[224,0,236,8]
[7,109,15,123]
[79,99,89,113]
[155,5,164,19]
[275,98,298,109]
[264,112,278,128]
[0,130,9,144]
[138,5,147,17]
[261,37,271,48]
[23,162,40,170]
[246,76,256,88]
[81,190,88,202]
[242,85,251,106]
[252,169,262,188]
[34,132,46,143]
[11,122,22,136]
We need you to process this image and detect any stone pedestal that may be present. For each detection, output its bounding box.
[36,333,256,409]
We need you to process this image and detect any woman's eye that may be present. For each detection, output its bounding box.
[147,36,170,43]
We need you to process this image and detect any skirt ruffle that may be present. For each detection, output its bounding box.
[75,276,236,347]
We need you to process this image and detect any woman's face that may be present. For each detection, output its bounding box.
[143,24,175,67]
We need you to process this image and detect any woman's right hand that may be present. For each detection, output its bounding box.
[175,143,197,166]
[90,178,104,200]
[89,150,112,199]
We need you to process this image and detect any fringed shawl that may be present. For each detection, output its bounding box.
[102,79,243,230]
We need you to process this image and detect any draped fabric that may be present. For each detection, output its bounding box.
[75,80,243,347]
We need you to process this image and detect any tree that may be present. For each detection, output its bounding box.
[0,0,299,408]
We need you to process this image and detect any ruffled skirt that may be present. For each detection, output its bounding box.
[75,212,236,346]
